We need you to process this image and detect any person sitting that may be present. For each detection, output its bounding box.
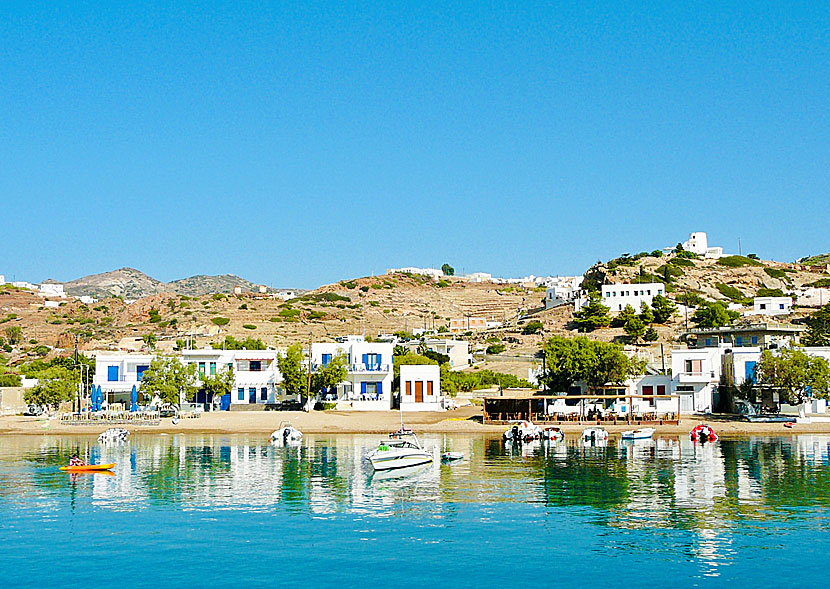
[69,455,85,467]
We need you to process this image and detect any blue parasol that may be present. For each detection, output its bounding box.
[130,385,138,412]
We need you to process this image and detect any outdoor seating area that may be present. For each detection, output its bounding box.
[484,395,681,426]
[59,410,161,426]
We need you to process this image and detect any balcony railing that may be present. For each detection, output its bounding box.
[349,363,391,373]
[678,371,716,382]
[100,374,141,383]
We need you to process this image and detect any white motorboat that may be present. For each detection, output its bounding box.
[542,427,564,442]
[270,423,303,446]
[368,428,433,471]
[621,427,655,440]
[503,420,542,443]
[581,427,609,443]
[441,451,464,461]
[98,428,130,444]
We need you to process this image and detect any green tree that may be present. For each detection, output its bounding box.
[691,302,740,328]
[624,316,646,343]
[643,327,659,342]
[541,336,645,393]
[142,333,157,349]
[24,366,78,408]
[573,291,611,332]
[522,320,543,335]
[200,365,235,404]
[277,344,308,399]
[139,356,198,405]
[804,303,830,346]
[441,263,455,276]
[311,353,348,399]
[4,326,22,345]
[651,295,677,324]
[612,304,637,328]
[755,348,830,405]
[638,302,654,325]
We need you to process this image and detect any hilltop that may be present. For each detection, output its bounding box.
[60,267,294,299]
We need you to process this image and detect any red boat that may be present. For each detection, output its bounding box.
[690,424,718,443]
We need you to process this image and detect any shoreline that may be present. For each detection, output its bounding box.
[1,408,828,438]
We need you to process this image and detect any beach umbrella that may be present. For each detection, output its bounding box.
[130,385,138,412]
[96,385,103,412]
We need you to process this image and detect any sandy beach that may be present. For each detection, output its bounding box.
[1,407,828,438]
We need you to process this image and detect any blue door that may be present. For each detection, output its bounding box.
[136,365,149,381]
[107,365,119,382]
[220,394,231,411]
[249,387,256,403]
[745,361,757,384]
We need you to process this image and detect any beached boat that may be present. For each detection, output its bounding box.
[59,463,115,472]
[368,429,433,471]
[98,428,130,444]
[503,420,542,443]
[542,427,564,442]
[270,423,303,446]
[689,424,718,443]
[581,427,608,443]
[621,427,655,440]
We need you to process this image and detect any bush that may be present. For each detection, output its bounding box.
[32,345,49,357]
[716,283,745,302]
[486,344,506,354]
[522,321,543,335]
[657,264,685,281]
[342,281,358,289]
[307,311,326,320]
[360,286,369,292]
[717,255,763,268]
[669,257,696,268]
[279,308,301,318]
[148,309,162,323]
[676,291,707,307]
[757,288,787,298]
[674,251,699,260]
[239,303,248,310]
[807,278,830,288]
[242,324,257,330]
[314,401,338,410]
[0,373,21,387]
[211,317,230,326]
[437,280,450,288]
[763,267,787,280]
[212,293,226,301]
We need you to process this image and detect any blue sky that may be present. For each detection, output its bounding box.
[2,2,828,288]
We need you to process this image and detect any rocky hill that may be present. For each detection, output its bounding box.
[62,268,277,299]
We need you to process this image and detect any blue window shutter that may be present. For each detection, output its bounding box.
[361,382,367,394]
[377,382,382,395]
[362,354,368,365]
[745,361,757,384]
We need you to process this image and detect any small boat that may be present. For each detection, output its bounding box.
[60,463,116,472]
[621,427,655,440]
[690,424,718,442]
[542,427,564,442]
[784,422,795,429]
[441,451,464,462]
[98,428,130,444]
[369,428,433,471]
[581,427,608,442]
[503,421,542,443]
[270,423,303,446]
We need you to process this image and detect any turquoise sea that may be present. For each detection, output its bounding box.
[2,433,830,588]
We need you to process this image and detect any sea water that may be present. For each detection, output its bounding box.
[1,433,829,588]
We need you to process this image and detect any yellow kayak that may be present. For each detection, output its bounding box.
[59,463,115,472]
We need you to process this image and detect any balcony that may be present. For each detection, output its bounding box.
[678,371,716,383]
[349,363,391,374]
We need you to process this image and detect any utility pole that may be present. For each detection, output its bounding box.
[305,332,313,410]
[738,237,742,257]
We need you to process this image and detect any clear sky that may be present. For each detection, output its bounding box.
[2,2,829,288]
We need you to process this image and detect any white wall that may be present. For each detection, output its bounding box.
[601,283,665,312]
[400,364,442,411]
[750,297,792,316]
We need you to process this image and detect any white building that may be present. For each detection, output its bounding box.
[681,232,724,258]
[0,274,4,284]
[38,283,65,297]
[11,281,37,290]
[795,288,830,308]
[399,364,443,411]
[387,267,444,279]
[748,296,792,316]
[671,347,722,413]
[465,272,492,283]
[311,336,394,410]
[599,283,665,313]
[402,338,471,368]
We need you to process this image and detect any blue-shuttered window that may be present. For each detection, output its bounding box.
[377,382,383,396]
[107,366,119,382]
[322,354,332,367]
[237,388,244,401]
[360,382,367,395]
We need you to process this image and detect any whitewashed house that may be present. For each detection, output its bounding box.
[748,296,792,316]
[311,336,393,410]
[681,232,724,258]
[402,338,471,368]
[92,353,156,406]
[600,283,665,313]
[181,349,285,407]
[399,364,443,411]
[671,347,722,413]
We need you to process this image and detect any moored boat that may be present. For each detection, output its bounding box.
[270,423,303,446]
[503,420,542,443]
[98,428,130,444]
[581,427,608,443]
[542,427,564,442]
[689,424,718,442]
[621,427,655,440]
[441,451,464,461]
[369,429,433,471]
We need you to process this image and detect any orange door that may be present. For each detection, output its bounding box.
[406,381,411,397]
[427,381,433,397]
[415,381,423,403]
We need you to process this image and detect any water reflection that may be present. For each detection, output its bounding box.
[3,433,830,521]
